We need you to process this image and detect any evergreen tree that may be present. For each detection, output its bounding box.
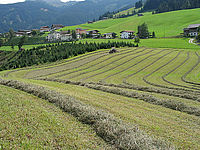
[137,23,149,39]
[18,36,26,50]
[0,38,3,47]
[134,37,140,44]
[9,28,15,40]
[112,32,117,38]
[72,30,77,40]
[135,0,143,9]
[11,43,14,50]
[152,31,156,38]
[196,27,200,42]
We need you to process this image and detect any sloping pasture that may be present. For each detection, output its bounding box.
[1,47,200,149]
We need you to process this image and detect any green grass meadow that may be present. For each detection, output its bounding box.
[61,8,200,37]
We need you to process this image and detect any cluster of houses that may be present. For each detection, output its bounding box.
[15,24,64,37]
[183,24,200,37]
[46,27,136,42]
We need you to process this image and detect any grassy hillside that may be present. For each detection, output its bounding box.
[1,47,200,149]
[61,8,200,37]
[0,85,110,149]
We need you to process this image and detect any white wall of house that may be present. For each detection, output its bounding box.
[47,32,73,41]
[47,32,61,42]
[60,34,72,41]
[105,33,113,39]
[121,32,134,39]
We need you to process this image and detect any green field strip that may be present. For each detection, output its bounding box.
[68,49,162,82]
[99,49,160,83]
[62,49,157,82]
[123,50,173,85]
[58,48,148,80]
[139,51,193,90]
[77,49,168,82]
[0,85,111,149]
[24,79,200,150]
[82,49,169,83]
[25,51,108,79]
[126,50,179,87]
[90,49,163,84]
[123,50,177,86]
[98,49,165,84]
[182,52,200,86]
[143,51,182,88]
[45,48,136,79]
[50,48,141,79]
[163,52,200,91]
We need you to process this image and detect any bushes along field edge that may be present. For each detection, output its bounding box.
[0,78,174,150]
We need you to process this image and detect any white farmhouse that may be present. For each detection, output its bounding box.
[120,31,135,39]
[60,31,72,41]
[47,31,72,42]
[46,32,61,42]
[103,33,114,39]
[184,24,200,37]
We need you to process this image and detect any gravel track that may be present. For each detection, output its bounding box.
[123,49,173,84]
[53,48,141,79]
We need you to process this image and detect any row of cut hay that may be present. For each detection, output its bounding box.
[121,81,200,102]
[0,78,174,150]
[53,48,144,79]
[43,79,200,117]
[27,51,108,79]
[161,52,200,91]
[3,49,109,78]
[81,50,165,81]
[181,52,200,86]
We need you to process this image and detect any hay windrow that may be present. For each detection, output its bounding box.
[0,78,174,150]
[43,78,200,117]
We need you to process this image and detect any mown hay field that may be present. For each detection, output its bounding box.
[1,47,200,149]
[0,85,111,149]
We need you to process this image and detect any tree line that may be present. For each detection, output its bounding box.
[143,0,200,13]
[0,41,137,71]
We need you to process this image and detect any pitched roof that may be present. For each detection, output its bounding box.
[188,24,200,29]
[120,31,135,33]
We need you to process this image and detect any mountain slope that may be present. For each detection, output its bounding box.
[60,8,200,37]
[0,0,136,33]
